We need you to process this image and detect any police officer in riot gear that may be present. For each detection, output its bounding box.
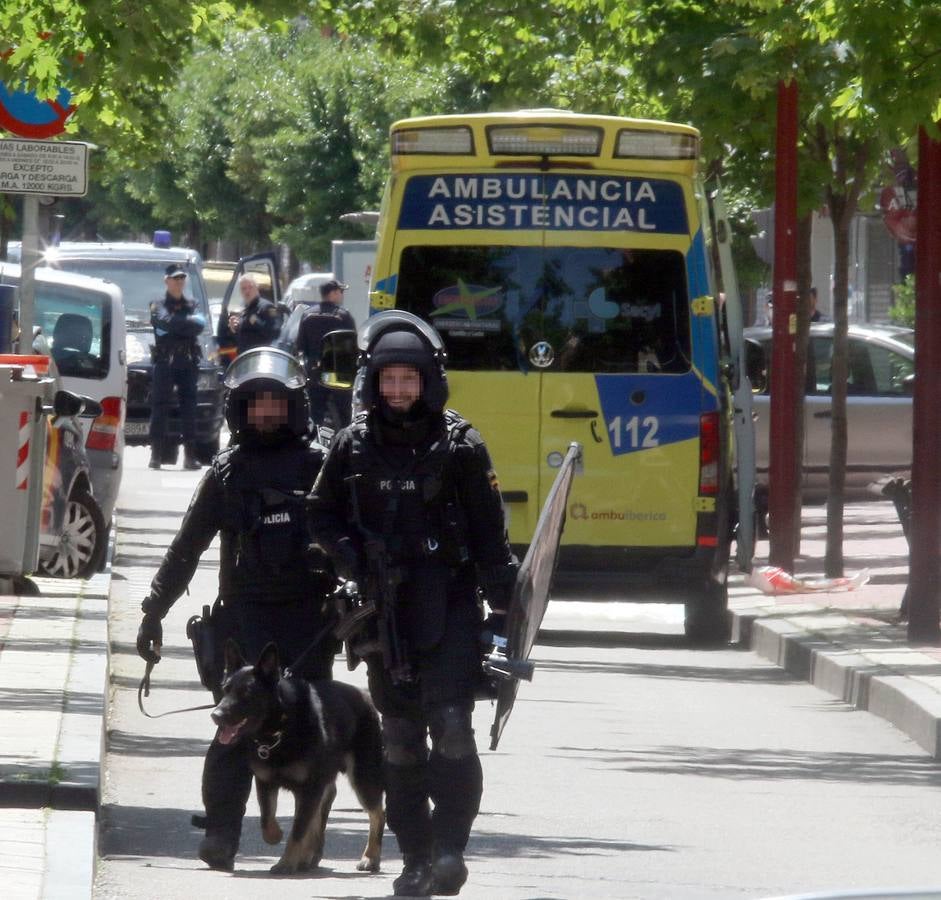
[309,311,516,896]
[149,263,206,470]
[136,346,337,872]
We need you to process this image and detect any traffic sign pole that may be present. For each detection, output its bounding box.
[18,195,39,347]
[768,78,800,570]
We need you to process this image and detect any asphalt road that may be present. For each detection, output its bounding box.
[95,446,941,899]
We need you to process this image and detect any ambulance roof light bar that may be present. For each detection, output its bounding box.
[487,125,601,156]
[615,129,699,160]
[392,126,474,155]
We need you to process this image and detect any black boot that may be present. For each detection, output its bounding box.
[148,453,161,470]
[183,446,201,470]
[393,854,434,896]
[198,827,238,872]
[432,851,468,895]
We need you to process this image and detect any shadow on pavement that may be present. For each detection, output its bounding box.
[551,743,941,787]
[99,802,671,865]
[533,656,801,684]
[107,729,209,759]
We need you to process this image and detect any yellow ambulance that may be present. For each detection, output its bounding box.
[368,110,754,641]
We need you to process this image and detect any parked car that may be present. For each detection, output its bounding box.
[39,384,107,578]
[0,263,126,528]
[283,271,334,309]
[12,239,226,465]
[745,323,915,500]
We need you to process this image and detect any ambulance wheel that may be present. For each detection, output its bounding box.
[684,580,731,646]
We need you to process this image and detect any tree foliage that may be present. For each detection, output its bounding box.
[0,1,301,143]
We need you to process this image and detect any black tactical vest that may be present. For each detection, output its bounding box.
[213,440,325,601]
[346,410,472,568]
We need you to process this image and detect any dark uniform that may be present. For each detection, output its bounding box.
[295,280,356,428]
[235,293,281,355]
[136,347,337,872]
[149,267,205,469]
[309,311,516,897]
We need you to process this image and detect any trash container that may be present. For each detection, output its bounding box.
[0,357,54,579]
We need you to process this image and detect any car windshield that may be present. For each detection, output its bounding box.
[53,259,206,326]
[34,283,112,379]
[397,245,692,373]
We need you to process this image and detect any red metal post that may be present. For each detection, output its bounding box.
[768,78,800,569]
[908,125,941,643]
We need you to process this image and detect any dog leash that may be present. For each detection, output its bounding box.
[138,615,340,719]
[137,655,216,719]
[282,616,341,679]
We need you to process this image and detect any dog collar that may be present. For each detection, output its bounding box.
[254,731,283,760]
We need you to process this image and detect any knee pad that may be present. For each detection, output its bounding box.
[382,716,427,766]
[428,703,476,760]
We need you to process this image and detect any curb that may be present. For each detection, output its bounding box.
[732,608,941,760]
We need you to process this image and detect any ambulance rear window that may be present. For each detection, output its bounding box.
[397,246,691,373]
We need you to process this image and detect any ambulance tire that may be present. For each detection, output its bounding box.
[684,580,731,646]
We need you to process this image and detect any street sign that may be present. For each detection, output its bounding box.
[0,82,75,139]
[0,138,88,196]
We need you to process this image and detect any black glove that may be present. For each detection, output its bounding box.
[482,611,508,641]
[136,613,163,664]
[333,537,363,585]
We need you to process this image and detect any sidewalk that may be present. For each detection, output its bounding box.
[0,561,111,900]
[545,500,941,754]
[0,498,933,899]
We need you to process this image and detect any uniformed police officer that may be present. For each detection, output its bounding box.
[309,311,516,896]
[136,347,338,872]
[231,274,281,355]
[149,263,205,470]
[295,279,356,429]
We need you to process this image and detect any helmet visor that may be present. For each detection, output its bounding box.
[223,347,307,390]
[358,310,446,359]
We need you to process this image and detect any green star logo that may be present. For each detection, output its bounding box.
[430,279,502,319]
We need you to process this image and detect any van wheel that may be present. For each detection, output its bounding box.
[684,580,731,646]
[37,490,107,579]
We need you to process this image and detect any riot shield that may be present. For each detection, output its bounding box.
[486,441,582,750]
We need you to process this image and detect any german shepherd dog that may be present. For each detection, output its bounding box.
[212,640,385,875]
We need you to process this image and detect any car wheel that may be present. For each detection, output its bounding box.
[38,490,107,579]
[684,579,731,646]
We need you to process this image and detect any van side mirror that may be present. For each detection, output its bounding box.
[319,329,358,390]
[52,389,103,419]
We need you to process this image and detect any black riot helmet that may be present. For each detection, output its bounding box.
[223,347,310,444]
[357,311,449,415]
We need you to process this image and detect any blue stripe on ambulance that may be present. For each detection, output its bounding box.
[686,228,719,393]
[593,373,703,457]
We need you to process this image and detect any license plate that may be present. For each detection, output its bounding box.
[124,421,150,436]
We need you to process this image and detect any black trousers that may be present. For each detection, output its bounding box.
[367,594,484,858]
[200,599,336,838]
[150,362,198,450]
